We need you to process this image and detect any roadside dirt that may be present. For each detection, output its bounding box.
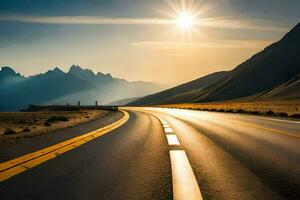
[0,110,108,140]
[0,110,124,162]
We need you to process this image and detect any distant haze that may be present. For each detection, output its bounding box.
[0,65,168,111]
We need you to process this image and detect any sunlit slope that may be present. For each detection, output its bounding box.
[129,71,228,105]
[256,73,300,101]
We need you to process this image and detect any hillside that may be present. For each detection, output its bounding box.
[130,23,300,105]
[0,66,167,111]
[129,71,228,105]
[257,73,300,101]
[108,97,140,106]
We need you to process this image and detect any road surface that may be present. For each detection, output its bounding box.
[1,107,299,200]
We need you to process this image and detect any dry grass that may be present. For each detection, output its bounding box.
[158,101,300,118]
[0,110,108,140]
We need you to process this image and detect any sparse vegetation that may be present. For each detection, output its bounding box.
[291,114,300,118]
[0,110,107,140]
[44,115,69,126]
[158,101,300,119]
[44,121,51,126]
[23,128,30,132]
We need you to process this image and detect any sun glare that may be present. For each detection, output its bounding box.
[177,12,194,30]
[160,0,202,40]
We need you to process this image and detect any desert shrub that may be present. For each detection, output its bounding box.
[290,114,300,118]
[237,109,247,113]
[249,111,260,115]
[23,128,30,132]
[44,121,51,126]
[218,109,225,112]
[266,111,275,116]
[44,115,69,126]
[276,112,288,117]
[4,128,17,135]
[18,120,26,124]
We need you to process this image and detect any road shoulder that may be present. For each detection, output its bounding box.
[0,110,123,162]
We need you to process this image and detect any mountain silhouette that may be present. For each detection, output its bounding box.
[130,23,300,105]
[0,66,167,111]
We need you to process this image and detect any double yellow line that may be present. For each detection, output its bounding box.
[0,110,129,182]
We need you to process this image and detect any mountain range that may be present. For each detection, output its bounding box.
[129,23,300,106]
[0,65,167,111]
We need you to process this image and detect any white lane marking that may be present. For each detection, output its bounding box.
[166,134,180,145]
[170,150,203,200]
[162,121,168,125]
[163,124,170,128]
[164,127,174,133]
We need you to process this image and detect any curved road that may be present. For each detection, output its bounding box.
[1,107,300,200]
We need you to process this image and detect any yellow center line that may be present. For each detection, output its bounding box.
[0,110,129,182]
[228,119,300,138]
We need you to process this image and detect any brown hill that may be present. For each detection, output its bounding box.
[128,71,228,105]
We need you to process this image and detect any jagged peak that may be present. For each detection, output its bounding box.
[106,73,112,78]
[69,65,83,72]
[96,72,104,76]
[68,65,95,76]
[0,66,16,75]
[53,67,62,72]
[45,67,64,75]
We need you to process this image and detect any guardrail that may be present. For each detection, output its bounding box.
[24,105,118,112]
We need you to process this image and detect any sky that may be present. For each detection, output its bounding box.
[0,0,299,85]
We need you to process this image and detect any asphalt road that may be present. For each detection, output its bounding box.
[1,107,300,200]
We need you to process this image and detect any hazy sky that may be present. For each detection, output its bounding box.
[0,0,299,84]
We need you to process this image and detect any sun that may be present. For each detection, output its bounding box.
[159,0,201,40]
[176,12,194,30]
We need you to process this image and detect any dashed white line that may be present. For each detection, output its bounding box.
[158,118,203,200]
[170,150,203,200]
[164,127,174,133]
[166,134,180,145]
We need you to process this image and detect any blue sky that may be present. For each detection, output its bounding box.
[0,0,299,84]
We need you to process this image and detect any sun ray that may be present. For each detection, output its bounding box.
[157,0,203,41]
